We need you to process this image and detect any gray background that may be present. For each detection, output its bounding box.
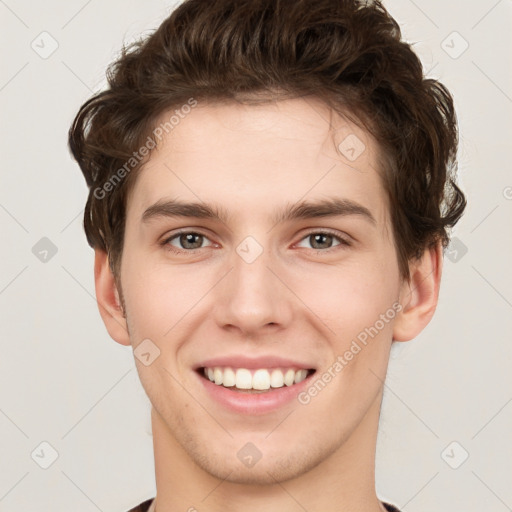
[1,0,511,510]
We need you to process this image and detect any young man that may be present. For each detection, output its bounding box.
[68,0,466,510]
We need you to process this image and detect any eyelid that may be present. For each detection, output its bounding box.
[293,228,352,252]
[161,229,215,251]
[160,227,352,253]
[160,227,352,254]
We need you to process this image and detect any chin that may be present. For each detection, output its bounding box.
[192,443,327,486]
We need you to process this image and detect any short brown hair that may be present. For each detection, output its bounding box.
[68,0,466,279]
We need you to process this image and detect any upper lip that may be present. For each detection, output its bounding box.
[195,355,316,370]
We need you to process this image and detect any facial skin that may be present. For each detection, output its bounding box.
[95,97,442,512]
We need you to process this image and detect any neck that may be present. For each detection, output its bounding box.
[151,390,386,512]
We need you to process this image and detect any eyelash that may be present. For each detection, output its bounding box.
[161,229,352,255]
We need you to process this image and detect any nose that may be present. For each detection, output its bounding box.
[213,243,293,337]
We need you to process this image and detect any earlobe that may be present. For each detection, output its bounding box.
[94,249,131,346]
[393,241,443,342]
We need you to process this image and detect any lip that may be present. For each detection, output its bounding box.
[195,366,316,415]
[195,355,315,371]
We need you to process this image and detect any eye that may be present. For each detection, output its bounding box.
[296,231,350,251]
[163,231,214,252]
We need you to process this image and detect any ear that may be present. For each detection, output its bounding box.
[393,241,443,342]
[94,249,130,346]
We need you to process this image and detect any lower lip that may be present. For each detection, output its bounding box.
[196,370,315,415]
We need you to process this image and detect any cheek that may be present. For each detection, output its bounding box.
[291,254,401,343]
[121,253,213,340]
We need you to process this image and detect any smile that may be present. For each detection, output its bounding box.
[194,355,318,414]
[201,366,314,392]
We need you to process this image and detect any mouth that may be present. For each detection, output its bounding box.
[196,366,317,394]
[193,356,318,414]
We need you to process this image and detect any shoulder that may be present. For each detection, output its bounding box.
[126,498,399,511]
[126,498,155,512]
[382,502,402,512]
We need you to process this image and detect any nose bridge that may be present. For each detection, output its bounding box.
[214,235,292,333]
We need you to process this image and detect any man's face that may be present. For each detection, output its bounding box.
[119,97,404,483]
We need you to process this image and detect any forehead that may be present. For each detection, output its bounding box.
[128,97,389,227]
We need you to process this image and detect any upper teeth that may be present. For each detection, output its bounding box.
[203,367,309,390]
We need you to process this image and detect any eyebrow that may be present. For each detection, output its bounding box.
[141,197,376,226]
